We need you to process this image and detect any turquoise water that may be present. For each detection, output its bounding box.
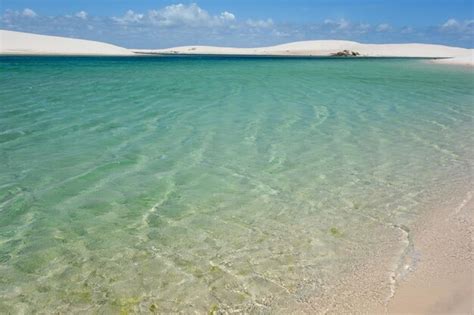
[0,56,473,313]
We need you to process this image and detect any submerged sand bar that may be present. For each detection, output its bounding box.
[1,30,473,66]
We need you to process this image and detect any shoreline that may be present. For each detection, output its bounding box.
[4,53,473,70]
[387,188,473,314]
[431,56,474,67]
[307,175,473,314]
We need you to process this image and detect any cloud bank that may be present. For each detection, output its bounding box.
[1,4,473,48]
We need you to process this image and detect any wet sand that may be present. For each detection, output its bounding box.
[387,188,473,314]
[309,180,473,314]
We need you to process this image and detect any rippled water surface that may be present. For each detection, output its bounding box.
[0,56,473,313]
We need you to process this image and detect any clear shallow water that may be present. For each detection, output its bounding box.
[0,56,473,313]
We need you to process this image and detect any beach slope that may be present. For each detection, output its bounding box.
[388,191,473,314]
[0,30,134,56]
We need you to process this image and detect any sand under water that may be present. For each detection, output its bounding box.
[0,56,472,313]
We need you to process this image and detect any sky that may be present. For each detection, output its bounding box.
[1,0,473,48]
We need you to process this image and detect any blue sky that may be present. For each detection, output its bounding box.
[1,0,473,48]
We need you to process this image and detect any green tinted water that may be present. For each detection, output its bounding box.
[0,57,473,313]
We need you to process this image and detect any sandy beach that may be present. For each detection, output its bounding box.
[431,54,474,66]
[301,176,473,314]
[387,186,473,314]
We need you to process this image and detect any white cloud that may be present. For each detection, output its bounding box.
[220,11,235,22]
[354,23,371,34]
[113,3,236,28]
[376,23,392,32]
[75,11,88,20]
[246,19,274,28]
[321,20,372,34]
[324,18,350,30]
[440,18,473,34]
[272,30,290,37]
[149,3,210,26]
[441,18,460,30]
[2,4,473,49]
[113,10,144,24]
[22,8,37,18]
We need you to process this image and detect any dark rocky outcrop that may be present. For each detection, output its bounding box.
[331,50,360,57]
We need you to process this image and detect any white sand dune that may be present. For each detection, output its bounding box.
[0,30,133,56]
[1,30,472,65]
[135,41,474,66]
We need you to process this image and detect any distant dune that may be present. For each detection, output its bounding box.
[135,41,473,65]
[1,30,472,65]
[0,30,133,56]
